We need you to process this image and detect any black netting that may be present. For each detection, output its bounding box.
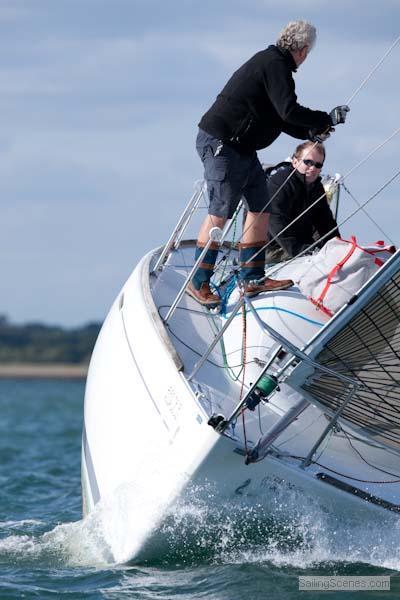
[302,272,400,449]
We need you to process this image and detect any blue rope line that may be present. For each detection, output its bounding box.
[221,304,325,327]
[216,274,240,316]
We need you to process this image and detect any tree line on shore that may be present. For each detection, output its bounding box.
[0,315,101,364]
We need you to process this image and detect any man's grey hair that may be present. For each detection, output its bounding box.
[277,20,317,52]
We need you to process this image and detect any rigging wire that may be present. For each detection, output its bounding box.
[341,182,396,246]
[158,38,400,480]
[342,428,400,480]
[217,212,239,282]
[239,299,249,454]
[238,141,320,242]
[164,315,258,371]
[275,413,328,448]
[235,35,400,248]
[342,126,400,181]
[207,35,400,268]
[263,167,400,281]
[312,428,334,463]
[180,35,400,278]
[244,129,400,269]
[346,34,400,106]
[207,301,245,382]
[330,169,400,242]
[274,453,400,484]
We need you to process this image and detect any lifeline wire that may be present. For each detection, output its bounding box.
[342,126,400,181]
[341,182,396,246]
[283,454,400,484]
[191,35,400,289]
[346,34,400,106]
[245,126,400,268]
[204,140,320,243]
[239,141,319,241]
[265,167,400,281]
[205,140,321,276]
[238,33,400,246]
[343,429,400,480]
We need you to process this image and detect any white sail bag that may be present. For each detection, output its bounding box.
[297,236,395,316]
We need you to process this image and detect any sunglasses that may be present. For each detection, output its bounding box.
[302,158,324,169]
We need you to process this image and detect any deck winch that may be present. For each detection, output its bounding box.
[245,373,279,411]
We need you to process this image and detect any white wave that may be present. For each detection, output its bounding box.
[0,519,44,529]
[0,510,115,568]
[146,482,400,571]
[0,470,178,568]
[1,481,399,570]
[224,517,400,572]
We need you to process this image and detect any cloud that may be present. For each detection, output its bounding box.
[1,1,400,324]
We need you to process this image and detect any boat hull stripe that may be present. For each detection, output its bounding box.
[82,424,101,506]
[121,310,171,432]
[316,472,400,513]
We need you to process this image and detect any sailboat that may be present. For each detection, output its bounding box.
[81,162,400,562]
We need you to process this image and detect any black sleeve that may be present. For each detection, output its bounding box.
[281,121,310,140]
[267,171,309,257]
[263,58,332,130]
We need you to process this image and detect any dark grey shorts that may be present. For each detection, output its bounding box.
[196,128,270,219]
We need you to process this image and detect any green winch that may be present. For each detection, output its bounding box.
[246,373,279,411]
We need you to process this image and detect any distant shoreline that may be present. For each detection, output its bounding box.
[0,363,88,379]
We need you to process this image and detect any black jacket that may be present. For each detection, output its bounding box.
[266,163,339,258]
[199,45,332,153]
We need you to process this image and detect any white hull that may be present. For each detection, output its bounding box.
[82,241,400,563]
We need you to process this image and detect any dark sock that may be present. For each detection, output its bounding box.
[239,242,266,282]
[192,243,219,290]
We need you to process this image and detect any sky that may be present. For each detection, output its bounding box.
[1,0,400,326]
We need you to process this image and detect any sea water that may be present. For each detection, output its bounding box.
[1,379,400,599]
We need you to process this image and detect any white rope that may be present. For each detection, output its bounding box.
[346,35,400,106]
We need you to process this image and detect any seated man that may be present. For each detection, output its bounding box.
[266,141,339,260]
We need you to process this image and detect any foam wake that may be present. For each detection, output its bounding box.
[134,482,400,570]
[1,482,399,570]
[0,512,114,568]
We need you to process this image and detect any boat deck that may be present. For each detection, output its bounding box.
[147,242,400,513]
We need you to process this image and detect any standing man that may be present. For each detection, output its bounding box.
[188,20,349,307]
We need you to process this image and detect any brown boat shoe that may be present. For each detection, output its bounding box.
[186,282,221,308]
[244,277,294,297]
